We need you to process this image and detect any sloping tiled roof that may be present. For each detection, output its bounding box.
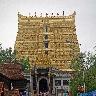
[0,63,25,80]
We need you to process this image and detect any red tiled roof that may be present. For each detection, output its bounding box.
[0,63,25,80]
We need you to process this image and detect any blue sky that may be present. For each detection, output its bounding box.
[0,0,96,52]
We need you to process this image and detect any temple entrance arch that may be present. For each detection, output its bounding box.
[38,77,49,93]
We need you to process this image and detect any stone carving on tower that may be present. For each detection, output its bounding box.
[14,11,80,70]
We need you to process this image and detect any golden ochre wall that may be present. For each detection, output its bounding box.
[14,12,80,69]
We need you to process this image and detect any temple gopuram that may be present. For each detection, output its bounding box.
[15,11,80,96]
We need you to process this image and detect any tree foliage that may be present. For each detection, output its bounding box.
[0,43,16,64]
[0,43,30,73]
[70,52,96,95]
[20,57,30,73]
[85,54,96,92]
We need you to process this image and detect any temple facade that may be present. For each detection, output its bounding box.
[15,11,80,95]
[15,11,80,70]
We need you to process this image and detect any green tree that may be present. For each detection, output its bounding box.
[70,52,96,95]
[0,43,30,73]
[85,54,96,92]
[20,57,30,73]
[70,52,86,96]
[0,43,16,64]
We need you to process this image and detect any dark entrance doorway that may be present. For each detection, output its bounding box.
[39,78,49,93]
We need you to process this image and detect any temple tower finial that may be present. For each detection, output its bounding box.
[63,11,64,16]
[40,13,42,17]
[29,12,31,16]
[35,12,36,17]
[57,13,59,16]
[18,12,20,16]
[72,11,76,16]
[46,13,48,17]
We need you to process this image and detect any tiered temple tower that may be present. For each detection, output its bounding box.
[15,11,80,70]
